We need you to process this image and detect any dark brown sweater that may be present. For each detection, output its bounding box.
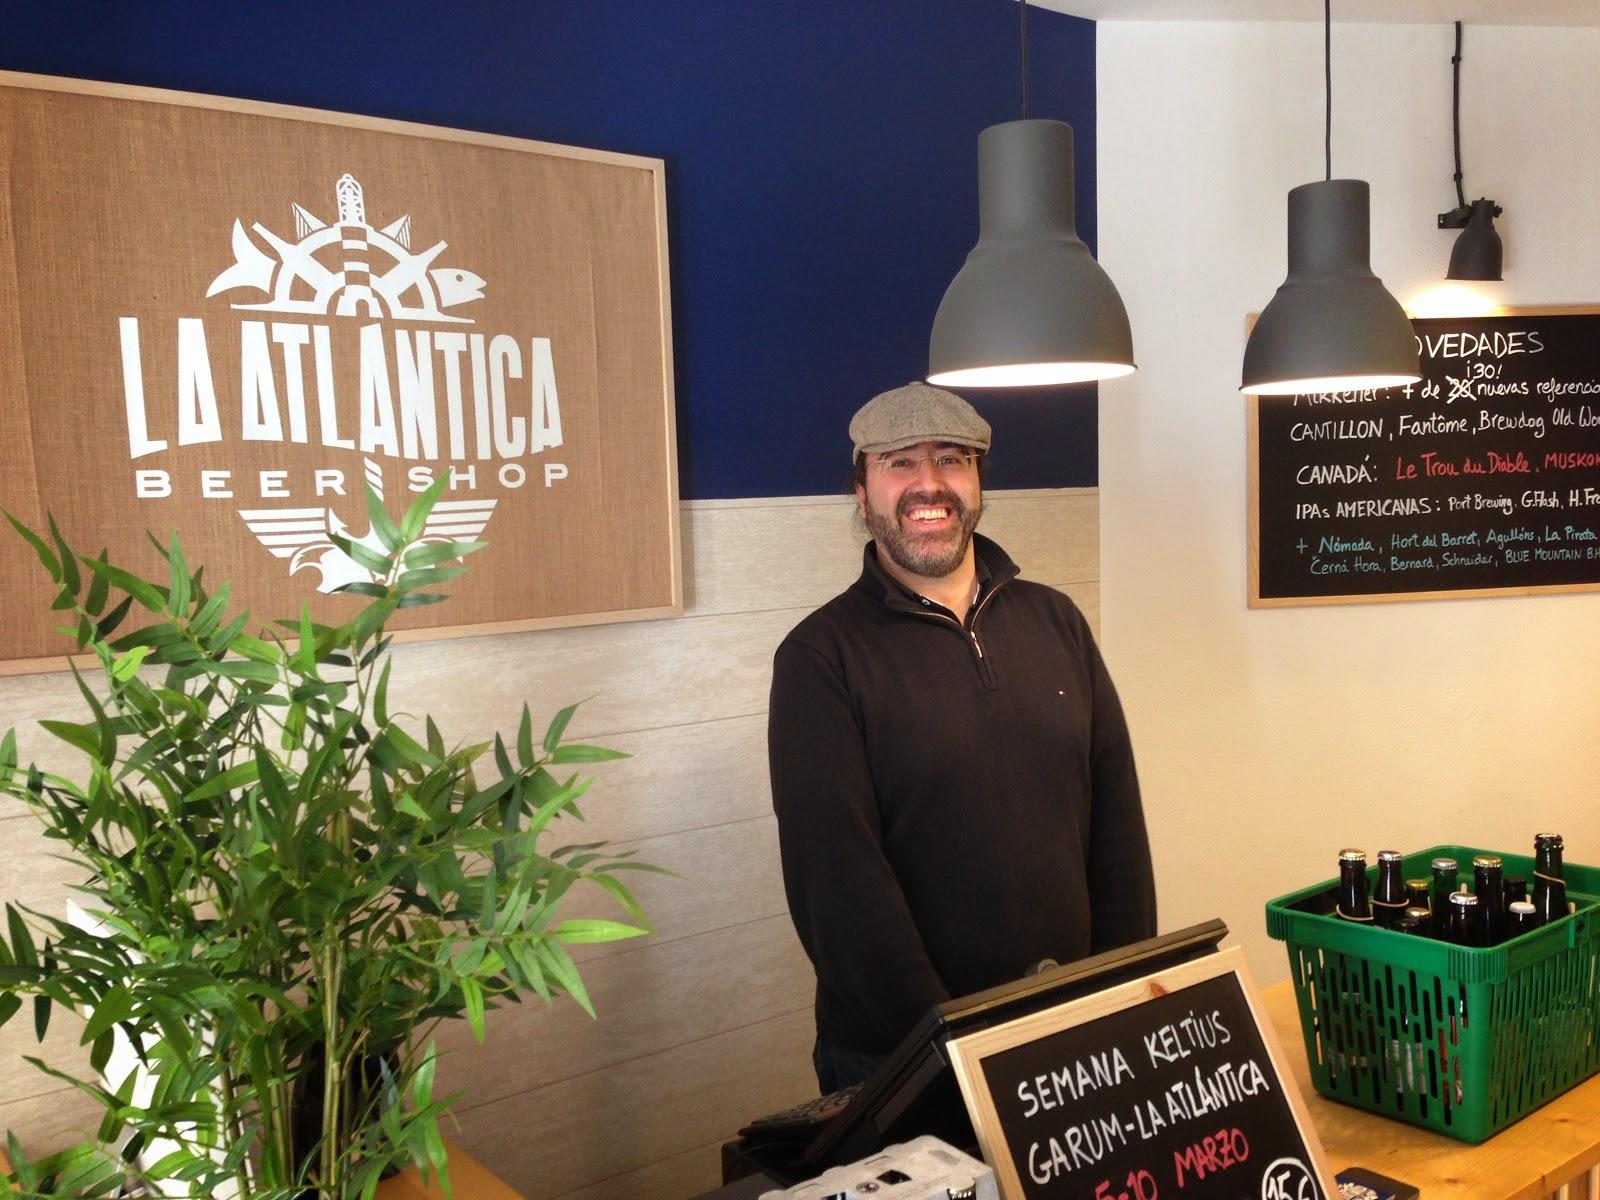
[768,535,1157,1055]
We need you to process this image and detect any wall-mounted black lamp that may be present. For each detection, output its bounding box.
[1436,21,1503,281]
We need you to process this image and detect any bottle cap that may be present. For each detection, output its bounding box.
[1473,855,1503,869]
[1406,877,1429,890]
[1377,850,1402,863]
[1536,832,1564,848]
[1431,856,1457,871]
[1338,848,1367,864]
[1405,906,1431,920]
[1450,891,1480,907]
[1509,901,1536,914]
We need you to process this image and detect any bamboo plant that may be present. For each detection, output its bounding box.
[0,476,657,1199]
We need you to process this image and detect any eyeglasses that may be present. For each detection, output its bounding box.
[870,451,980,478]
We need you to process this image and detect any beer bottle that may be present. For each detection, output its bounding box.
[1533,833,1567,926]
[1473,855,1506,944]
[1508,900,1538,937]
[1338,849,1373,923]
[1403,905,1432,937]
[1373,850,1407,929]
[1448,890,1484,947]
[1505,877,1528,906]
[1429,857,1458,938]
[1406,879,1430,909]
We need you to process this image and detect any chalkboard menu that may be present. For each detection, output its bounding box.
[947,948,1330,1200]
[1250,307,1600,605]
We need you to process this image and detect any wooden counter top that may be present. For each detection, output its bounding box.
[1262,980,1600,1199]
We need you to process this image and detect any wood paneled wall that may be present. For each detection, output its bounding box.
[0,488,1099,1200]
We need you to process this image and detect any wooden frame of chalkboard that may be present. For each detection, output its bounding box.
[1249,305,1600,606]
[946,946,1334,1200]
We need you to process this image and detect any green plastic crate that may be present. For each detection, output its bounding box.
[1265,844,1600,1142]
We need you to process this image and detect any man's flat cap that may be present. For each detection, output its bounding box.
[849,381,992,457]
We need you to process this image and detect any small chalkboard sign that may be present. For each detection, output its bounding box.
[1249,306,1600,606]
[946,947,1331,1200]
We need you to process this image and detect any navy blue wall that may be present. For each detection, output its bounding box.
[1,0,1100,499]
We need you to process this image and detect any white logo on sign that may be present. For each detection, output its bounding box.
[207,173,486,322]
[239,457,496,594]
[1262,1157,1318,1200]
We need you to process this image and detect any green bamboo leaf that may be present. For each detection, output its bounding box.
[189,581,231,639]
[82,557,166,613]
[403,540,485,569]
[203,660,279,684]
[395,565,464,591]
[0,992,19,1030]
[39,720,101,759]
[83,549,110,615]
[414,1038,437,1107]
[230,634,284,665]
[33,991,50,1039]
[167,532,190,617]
[94,594,136,641]
[330,532,393,576]
[365,482,404,552]
[396,592,450,608]
[552,918,648,944]
[5,907,36,969]
[549,744,629,764]
[47,515,80,596]
[111,645,151,682]
[534,940,594,1017]
[585,873,650,926]
[425,716,445,759]
[334,580,390,598]
[5,511,61,581]
[80,985,135,1045]
[461,976,485,1043]
[186,760,260,802]
[542,702,578,753]
[375,656,393,727]
[516,704,534,769]
[493,734,513,777]
[400,470,453,543]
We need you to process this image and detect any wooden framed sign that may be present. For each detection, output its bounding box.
[0,71,680,672]
[1250,306,1600,607]
[947,947,1333,1200]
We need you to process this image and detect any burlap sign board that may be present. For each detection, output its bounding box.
[0,72,680,672]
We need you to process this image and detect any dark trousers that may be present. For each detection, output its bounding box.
[812,1037,887,1094]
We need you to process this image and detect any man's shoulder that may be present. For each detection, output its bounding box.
[993,577,1094,644]
[777,580,877,659]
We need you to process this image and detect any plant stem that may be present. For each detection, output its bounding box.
[320,939,344,1198]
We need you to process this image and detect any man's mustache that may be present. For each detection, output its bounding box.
[896,490,967,520]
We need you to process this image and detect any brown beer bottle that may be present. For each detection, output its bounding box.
[1373,850,1407,929]
[1338,849,1373,923]
[1533,833,1567,926]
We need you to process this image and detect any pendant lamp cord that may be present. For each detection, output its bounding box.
[1019,0,1029,120]
[1323,0,1332,181]
[1451,20,1466,208]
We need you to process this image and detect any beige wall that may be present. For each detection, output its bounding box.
[1097,22,1600,986]
[0,487,1099,1199]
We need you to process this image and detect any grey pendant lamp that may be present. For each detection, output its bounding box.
[927,1,1134,388]
[1436,23,1504,282]
[1240,0,1420,396]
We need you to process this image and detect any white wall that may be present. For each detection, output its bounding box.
[1096,21,1600,985]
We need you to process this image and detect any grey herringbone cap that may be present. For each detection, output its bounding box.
[849,381,992,457]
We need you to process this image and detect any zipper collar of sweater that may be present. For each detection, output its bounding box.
[855,533,1020,616]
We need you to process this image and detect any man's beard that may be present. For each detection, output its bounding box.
[863,488,982,579]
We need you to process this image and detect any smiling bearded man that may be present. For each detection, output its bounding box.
[767,381,1157,1096]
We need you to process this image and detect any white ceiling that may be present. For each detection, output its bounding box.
[1035,0,1600,25]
